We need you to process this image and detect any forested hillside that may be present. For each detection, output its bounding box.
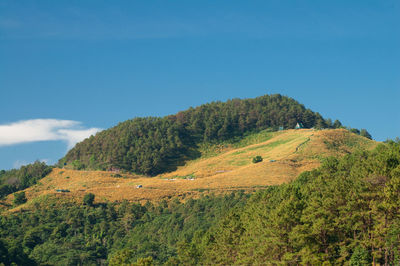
[0,191,248,265]
[182,140,400,265]
[1,140,399,265]
[61,94,339,175]
[0,162,52,199]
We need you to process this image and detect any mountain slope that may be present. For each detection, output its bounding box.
[60,94,336,175]
[11,128,376,204]
[182,140,400,265]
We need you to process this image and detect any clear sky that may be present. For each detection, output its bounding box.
[0,0,399,170]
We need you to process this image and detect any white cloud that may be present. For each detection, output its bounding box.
[58,128,101,149]
[0,119,102,149]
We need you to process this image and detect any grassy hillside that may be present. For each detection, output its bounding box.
[4,129,376,208]
[60,94,337,175]
[0,133,392,266]
[184,140,400,265]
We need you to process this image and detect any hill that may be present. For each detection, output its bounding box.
[179,140,400,265]
[7,128,376,205]
[60,94,339,176]
[1,134,394,266]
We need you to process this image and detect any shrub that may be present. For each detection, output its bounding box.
[360,129,372,140]
[350,246,371,265]
[83,193,95,206]
[252,156,263,163]
[13,191,27,205]
[72,160,85,170]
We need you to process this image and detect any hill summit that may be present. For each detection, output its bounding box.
[60,94,346,175]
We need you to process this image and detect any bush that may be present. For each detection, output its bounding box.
[72,160,85,170]
[252,156,263,163]
[13,191,27,205]
[134,256,154,266]
[350,246,371,265]
[0,184,14,199]
[83,193,95,206]
[360,129,372,140]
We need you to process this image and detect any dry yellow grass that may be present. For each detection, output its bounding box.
[6,129,377,206]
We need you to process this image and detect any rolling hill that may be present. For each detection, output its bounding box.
[60,94,337,176]
[7,128,376,206]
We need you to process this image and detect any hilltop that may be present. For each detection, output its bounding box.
[60,94,339,176]
[8,128,376,205]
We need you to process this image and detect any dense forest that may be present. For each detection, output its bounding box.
[1,140,399,265]
[0,192,248,265]
[61,94,343,175]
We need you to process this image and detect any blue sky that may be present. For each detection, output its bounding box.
[0,0,399,170]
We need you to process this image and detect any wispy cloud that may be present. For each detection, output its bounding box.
[0,119,102,149]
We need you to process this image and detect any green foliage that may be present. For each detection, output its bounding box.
[333,119,342,128]
[350,246,371,265]
[4,140,396,265]
[360,128,372,139]
[252,155,263,163]
[0,161,52,198]
[185,141,400,264]
[133,256,154,266]
[109,249,135,265]
[61,94,336,175]
[347,127,373,140]
[83,193,95,206]
[13,191,27,205]
[0,192,248,265]
[72,159,85,170]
